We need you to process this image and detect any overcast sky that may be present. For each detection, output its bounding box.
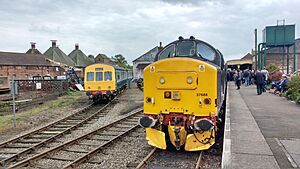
[0,0,299,63]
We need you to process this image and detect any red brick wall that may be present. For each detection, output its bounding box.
[0,65,65,80]
[265,53,300,74]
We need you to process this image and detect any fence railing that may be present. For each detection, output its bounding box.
[15,80,68,94]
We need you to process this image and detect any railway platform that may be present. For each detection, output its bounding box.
[222,82,300,169]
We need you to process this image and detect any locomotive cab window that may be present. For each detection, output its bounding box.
[104,71,112,81]
[158,44,175,60]
[87,72,94,81]
[177,41,195,56]
[96,72,103,81]
[196,42,216,61]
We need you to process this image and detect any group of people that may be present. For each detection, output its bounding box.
[227,68,288,95]
[227,69,255,90]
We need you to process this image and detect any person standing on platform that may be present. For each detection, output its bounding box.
[254,71,266,95]
[236,69,242,90]
[243,69,250,86]
[261,67,269,92]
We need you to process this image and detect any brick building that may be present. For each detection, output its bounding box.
[95,54,117,65]
[263,38,300,74]
[0,52,64,81]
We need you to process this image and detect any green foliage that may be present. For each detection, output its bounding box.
[112,54,132,69]
[268,63,280,73]
[285,76,300,104]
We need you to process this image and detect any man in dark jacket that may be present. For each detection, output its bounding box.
[254,71,266,95]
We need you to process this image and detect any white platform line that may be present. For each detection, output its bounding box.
[221,84,231,169]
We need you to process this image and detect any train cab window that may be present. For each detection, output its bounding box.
[158,44,175,60]
[96,72,103,81]
[104,72,112,81]
[196,42,216,61]
[177,41,195,56]
[87,72,94,81]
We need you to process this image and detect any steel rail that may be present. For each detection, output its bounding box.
[195,151,203,169]
[0,101,113,166]
[135,148,157,169]
[8,108,143,169]
[63,124,140,168]
[0,102,94,148]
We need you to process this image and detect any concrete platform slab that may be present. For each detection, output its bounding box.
[291,154,300,167]
[222,82,279,168]
[231,153,280,169]
[280,139,300,155]
[231,138,273,155]
[231,130,266,142]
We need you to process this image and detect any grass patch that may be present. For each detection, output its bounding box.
[0,91,86,133]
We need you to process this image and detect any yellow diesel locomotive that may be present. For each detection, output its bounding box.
[84,63,132,102]
[139,36,226,151]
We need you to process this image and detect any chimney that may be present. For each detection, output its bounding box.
[75,43,79,50]
[51,40,57,47]
[30,42,36,49]
[158,42,163,51]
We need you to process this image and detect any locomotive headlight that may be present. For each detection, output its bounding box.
[159,77,165,84]
[186,76,193,84]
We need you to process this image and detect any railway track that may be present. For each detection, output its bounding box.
[8,108,143,169]
[0,99,117,168]
[136,148,204,169]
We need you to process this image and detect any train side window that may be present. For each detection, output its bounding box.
[96,72,103,81]
[158,44,175,60]
[87,72,94,81]
[196,43,216,61]
[116,71,120,80]
[104,72,112,81]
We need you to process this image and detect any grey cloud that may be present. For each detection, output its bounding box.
[0,0,300,63]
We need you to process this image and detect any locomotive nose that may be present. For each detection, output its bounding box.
[194,119,214,131]
[139,116,156,128]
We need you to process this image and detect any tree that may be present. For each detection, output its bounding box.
[112,54,132,69]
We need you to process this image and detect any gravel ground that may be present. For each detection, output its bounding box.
[77,127,151,169]
[20,86,144,168]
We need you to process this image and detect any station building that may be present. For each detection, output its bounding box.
[132,43,163,79]
[226,53,253,71]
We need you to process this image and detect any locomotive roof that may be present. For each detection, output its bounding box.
[154,37,225,69]
[168,38,218,52]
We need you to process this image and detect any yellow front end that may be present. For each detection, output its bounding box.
[143,58,218,151]
[84,64,116,92]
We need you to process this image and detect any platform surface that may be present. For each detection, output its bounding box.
[223,82,300,169]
